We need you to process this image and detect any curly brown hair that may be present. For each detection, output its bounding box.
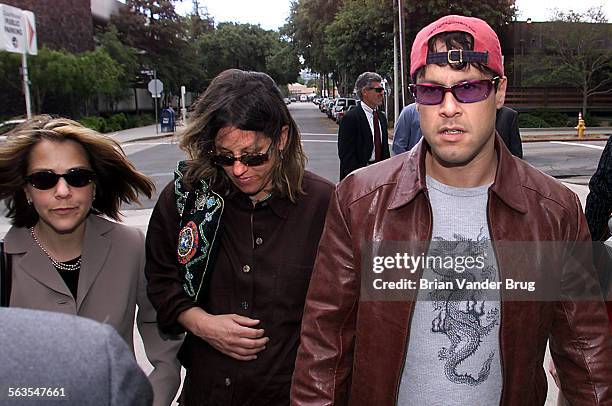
[179,69,306,202]
[0,115,154,227]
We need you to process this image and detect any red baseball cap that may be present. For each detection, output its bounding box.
[410,15,504,78]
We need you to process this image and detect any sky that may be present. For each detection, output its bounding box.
[174,0,612,30]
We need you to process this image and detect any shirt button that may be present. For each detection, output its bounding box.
[242,265,251,273]
[225,377,231,386]
[255,237,263,246]
[240,301,249,310]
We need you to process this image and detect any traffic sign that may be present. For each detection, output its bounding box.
[147,79,163,97]
[0,4,37,55]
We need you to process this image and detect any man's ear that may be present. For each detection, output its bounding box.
[495,76,507,109]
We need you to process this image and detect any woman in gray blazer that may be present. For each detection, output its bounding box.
[0,116,182,406]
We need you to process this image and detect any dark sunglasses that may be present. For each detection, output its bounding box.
[25,168,96,190]
[409,77,500,105]
[369,87,384,93]
[210,143,273,167]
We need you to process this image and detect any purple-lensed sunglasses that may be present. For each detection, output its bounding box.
[409,77,500,105]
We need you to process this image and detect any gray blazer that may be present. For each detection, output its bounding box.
[4,215,182,406]
[0,307,153,406]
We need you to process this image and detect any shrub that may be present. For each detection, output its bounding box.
[584,113,600,127]
[518,113,550,128]
[79,116,107,133]
[107,113,128,132]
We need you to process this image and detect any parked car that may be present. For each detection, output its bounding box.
[333,98,357,122]
[283,97,291,105]
[326,99,337,119]
[0,118,26,143]
[319,97,329,113]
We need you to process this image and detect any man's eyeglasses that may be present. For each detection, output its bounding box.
[409,77,500,105]
[210,143,273,167]
[368,87,384,93]
[25,168,96,190]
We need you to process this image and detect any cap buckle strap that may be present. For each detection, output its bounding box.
[447,49,463,65]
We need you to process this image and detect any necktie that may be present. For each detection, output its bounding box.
[373,110,381,162]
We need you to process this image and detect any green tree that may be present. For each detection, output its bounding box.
[28,48,81,115]
[267,36,301,85]
[97,24,140,96]
[0,51,22,117]
[77,48,124,115]
[324,0,394,95]
[112,0,189,99]
[284,0,341,94]
[520,7,612,117]
[197,23,300,86]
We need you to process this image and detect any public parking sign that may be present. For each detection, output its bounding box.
[0,4,37,55]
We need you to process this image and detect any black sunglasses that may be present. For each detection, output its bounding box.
[25,168,96,190]
[210,143,273,167]
[369,87,384,93]
[409,77,500,105]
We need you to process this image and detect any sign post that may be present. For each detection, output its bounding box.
[147,73,163,135]
[180,85,187,125]
[0,4,37,119]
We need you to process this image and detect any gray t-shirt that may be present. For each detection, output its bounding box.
[397,176,502,406]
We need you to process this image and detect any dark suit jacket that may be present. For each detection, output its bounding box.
[496,106,523,158]
[338,103,390,180]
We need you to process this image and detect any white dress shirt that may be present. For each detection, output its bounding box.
[360,101,381,162]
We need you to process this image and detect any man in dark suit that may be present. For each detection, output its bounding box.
[338,72,390,180]
[496,106,522,158]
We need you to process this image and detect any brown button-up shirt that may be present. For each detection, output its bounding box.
[146,171,333,406]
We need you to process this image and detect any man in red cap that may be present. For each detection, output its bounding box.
[290,15,612,405]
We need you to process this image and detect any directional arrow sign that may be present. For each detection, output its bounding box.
[0,4,36,55]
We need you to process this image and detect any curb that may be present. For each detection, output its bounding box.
[521,134,609,143]
[113,132,177,145]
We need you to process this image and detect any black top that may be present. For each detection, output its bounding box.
[55,257,81,299]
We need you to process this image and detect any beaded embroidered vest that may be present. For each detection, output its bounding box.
[174,161,224,301]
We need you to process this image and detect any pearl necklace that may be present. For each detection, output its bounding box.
[29,227,82,272]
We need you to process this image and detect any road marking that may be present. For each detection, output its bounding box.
[549,141,604,150]
[302,139,337,143]
[149,172,174,177]
[122,141,177,148]
[301,133,336,136]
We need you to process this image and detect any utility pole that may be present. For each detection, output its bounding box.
[393,3,400,124]
[397,0,407,108]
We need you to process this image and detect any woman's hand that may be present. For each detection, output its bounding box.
[178,307,269,361]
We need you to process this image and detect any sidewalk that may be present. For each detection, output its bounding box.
[106,124,177,144]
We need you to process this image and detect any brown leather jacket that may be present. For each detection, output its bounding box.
[291,137,612,405]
